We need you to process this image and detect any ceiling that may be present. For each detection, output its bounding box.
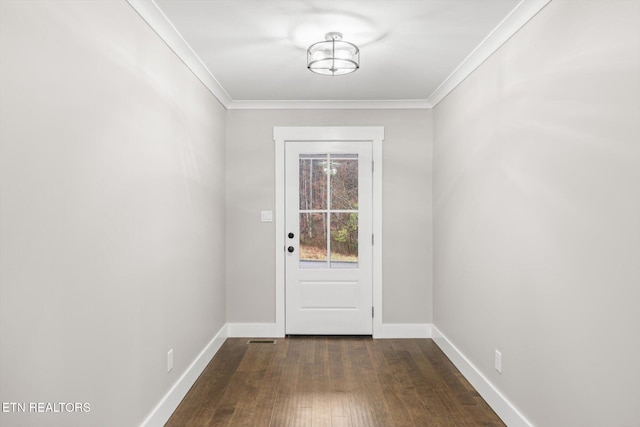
[131,0,547,108]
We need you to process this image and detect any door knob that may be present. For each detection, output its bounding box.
[288,232,294,239]
[287,246,295,253]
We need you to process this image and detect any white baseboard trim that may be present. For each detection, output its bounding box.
[226,322,432,339]
[376,323,432,339]
[226,323,283,338]
[138,323,532,426]
[432,326,533,427]
[140,324,228,427]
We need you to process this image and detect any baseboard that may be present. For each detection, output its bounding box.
[140,324,228,427]
[432,326,533,427]
[376,323,432,338]
[137,323,532,426]
[226,323,283,338]
[226,322,432,339]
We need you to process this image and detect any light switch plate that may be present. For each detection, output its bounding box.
[261,211,273,222]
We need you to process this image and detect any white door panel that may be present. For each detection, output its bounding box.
[285,141,372,335]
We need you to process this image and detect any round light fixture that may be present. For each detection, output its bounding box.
[307,32,359,76]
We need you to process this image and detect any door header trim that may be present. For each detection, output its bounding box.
[274,126,384,143]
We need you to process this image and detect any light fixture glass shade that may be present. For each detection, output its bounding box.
[307,32,359,76]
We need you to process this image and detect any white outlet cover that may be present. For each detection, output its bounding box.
[167,349,174,373]
[494,350,502,374]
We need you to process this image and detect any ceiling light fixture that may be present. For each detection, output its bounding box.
[307,32,359,76]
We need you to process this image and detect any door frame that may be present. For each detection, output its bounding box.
[273,126,384,337]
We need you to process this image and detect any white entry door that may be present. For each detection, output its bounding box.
[285,141,373,335]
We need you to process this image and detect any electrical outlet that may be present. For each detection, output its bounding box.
[494,350,502,374]
[167,349,174,373]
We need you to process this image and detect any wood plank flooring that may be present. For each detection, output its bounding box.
[166,337,505,427]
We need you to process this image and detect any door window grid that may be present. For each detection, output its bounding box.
[299,154,359,269]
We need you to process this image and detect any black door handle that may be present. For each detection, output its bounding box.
[287,246,295,253]
[288,232,294,239]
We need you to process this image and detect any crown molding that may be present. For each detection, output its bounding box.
[426,0,552,107]
[227,99,432,110]
[126,0,232,108]
[128,0,551,111]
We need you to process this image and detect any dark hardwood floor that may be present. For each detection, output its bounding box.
[166,337,505,426]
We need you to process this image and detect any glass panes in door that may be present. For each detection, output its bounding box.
[299,154,359,269]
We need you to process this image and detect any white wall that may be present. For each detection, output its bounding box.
[433,1,640,426]
[226,109,433,325]
[0,2,226,426]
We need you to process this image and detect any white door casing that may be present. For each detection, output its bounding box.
[274,127,384,337]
